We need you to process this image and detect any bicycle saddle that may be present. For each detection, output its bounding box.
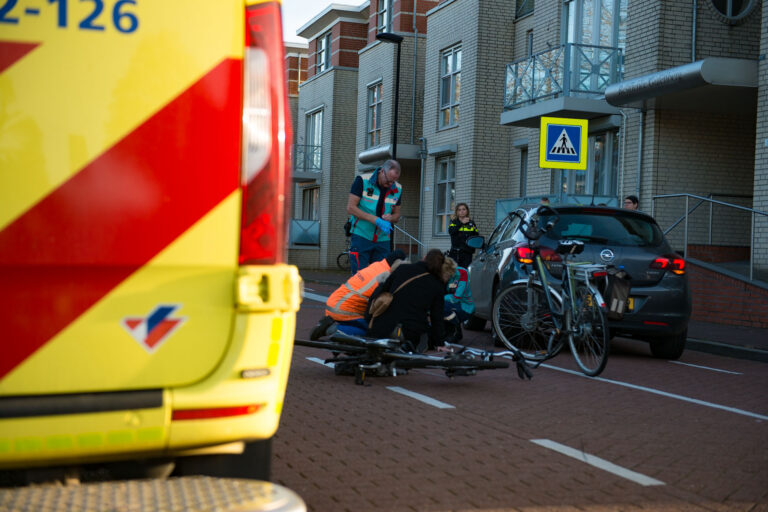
[556,239,585,255]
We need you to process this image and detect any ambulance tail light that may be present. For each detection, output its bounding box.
[239,2,293,265]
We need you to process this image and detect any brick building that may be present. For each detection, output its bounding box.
[289,0,767,312]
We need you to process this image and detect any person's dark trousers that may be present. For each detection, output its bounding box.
[349,234,389,274]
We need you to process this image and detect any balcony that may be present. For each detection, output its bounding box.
[292,145,322,182]
[500,43,623,128]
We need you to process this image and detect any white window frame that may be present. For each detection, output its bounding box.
[316,32,331,73]
[439,45,461,129]
[301,187,319,220]
[434,156,456,235]
[377,0,392,33]
[305,108,323,170]
[366,82,383,148]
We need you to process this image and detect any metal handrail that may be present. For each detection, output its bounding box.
[652,193,768,281]
[393,224,425,261]
[660,193,753,237]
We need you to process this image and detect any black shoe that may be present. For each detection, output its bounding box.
[310,316,335,340]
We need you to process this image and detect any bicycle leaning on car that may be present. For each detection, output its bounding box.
[487,205,612,376]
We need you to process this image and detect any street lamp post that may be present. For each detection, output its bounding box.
[376,32,403,160]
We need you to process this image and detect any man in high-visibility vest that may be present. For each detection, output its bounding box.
[310,250,406,339]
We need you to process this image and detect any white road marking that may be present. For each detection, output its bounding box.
[306,357,334,368]
[386,386,455,409]
[531,439,664,487]
[669,360,742,374]
[303,291,327,303]
[541,364,768,421]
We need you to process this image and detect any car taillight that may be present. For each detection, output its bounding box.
[515,246,534,264]
[240,2,293,265]
[650,255,686,275]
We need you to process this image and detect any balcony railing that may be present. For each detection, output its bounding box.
[292,145,322,173]
[504,43,623,109]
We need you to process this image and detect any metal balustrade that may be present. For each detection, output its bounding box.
[504,43,623,109]
[292,145,322,173]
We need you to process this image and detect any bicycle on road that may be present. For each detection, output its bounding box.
[295,331,513,385]
[492,205,611,376]
[336,236,352,271]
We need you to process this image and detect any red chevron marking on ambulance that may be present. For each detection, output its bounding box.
[0,41,40,73]
[0,59,242,379]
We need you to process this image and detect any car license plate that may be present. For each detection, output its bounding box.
[627,297,634,311]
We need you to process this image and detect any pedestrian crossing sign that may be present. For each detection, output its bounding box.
[539,116,588,170]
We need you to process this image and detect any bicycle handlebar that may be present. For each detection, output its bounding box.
[510,205,560,242]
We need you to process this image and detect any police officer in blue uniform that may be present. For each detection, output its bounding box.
[346,160,402,274]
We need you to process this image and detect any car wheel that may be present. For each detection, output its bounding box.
[463,314,486,331]
[649,329,687,360]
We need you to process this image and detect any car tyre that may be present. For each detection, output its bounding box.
[463,314,486,331]
[649,329,687,360]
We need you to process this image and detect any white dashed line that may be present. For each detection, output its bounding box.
[386,386,455,409]
[531,439,664,487]
[669,360,742,374]
[541,364,768,420]
[303,291,327,303]
[306,357,334,368]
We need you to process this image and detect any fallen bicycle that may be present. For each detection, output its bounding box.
[294,331,533,385]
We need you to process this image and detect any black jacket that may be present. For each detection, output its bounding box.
[366,261,445,344]
[448,218,479,255]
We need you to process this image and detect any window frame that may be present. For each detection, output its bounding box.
[516,0,534,18]
[377,0,392,33]
[300,187,319,221]
[316,32,331,73]
[438,45,461,130]
[433,156,456,235]
[305,108,323,170]
[366,82,383,148]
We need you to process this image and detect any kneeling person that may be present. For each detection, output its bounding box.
[310,250,406,339]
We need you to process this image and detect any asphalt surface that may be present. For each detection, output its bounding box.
[299,269,768,363]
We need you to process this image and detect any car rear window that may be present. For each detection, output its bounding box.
[539,212,664,247]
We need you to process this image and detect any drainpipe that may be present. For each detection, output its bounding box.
[411,0,418,144]
[418,137,427,256]
[636,110,645,201]
[619,109,628,204]
[692,0,697,62]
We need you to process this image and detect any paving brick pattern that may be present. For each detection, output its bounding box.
[271,271,768,512]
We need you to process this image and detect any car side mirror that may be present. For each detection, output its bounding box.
[466,236,484,249]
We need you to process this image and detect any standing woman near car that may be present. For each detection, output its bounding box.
[448,203,479,268]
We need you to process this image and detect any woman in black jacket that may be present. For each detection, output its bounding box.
[447,203,479,268]
[366,249,456,352]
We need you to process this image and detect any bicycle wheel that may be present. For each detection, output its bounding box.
[568,285,609,376]
[492,283,562,360]
[336,252,350,271]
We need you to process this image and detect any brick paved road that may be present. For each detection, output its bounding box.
[272,276,768,512]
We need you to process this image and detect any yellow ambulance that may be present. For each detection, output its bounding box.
[0,0,301,482]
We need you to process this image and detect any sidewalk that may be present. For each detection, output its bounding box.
[298,268,768,363]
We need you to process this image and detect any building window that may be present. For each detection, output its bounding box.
[519,147,528,196]
[557,131,618,198]
[439,45,461,129]
[434,156,456,235]
[377,0,392,33]
[305,109,323,169]
[516,0,534,18]
[316,32,331,73]
[301,187,319,220]
[366,82,383,148]
[709,0,757,24]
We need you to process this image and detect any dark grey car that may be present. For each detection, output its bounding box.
[465,205,691,359]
